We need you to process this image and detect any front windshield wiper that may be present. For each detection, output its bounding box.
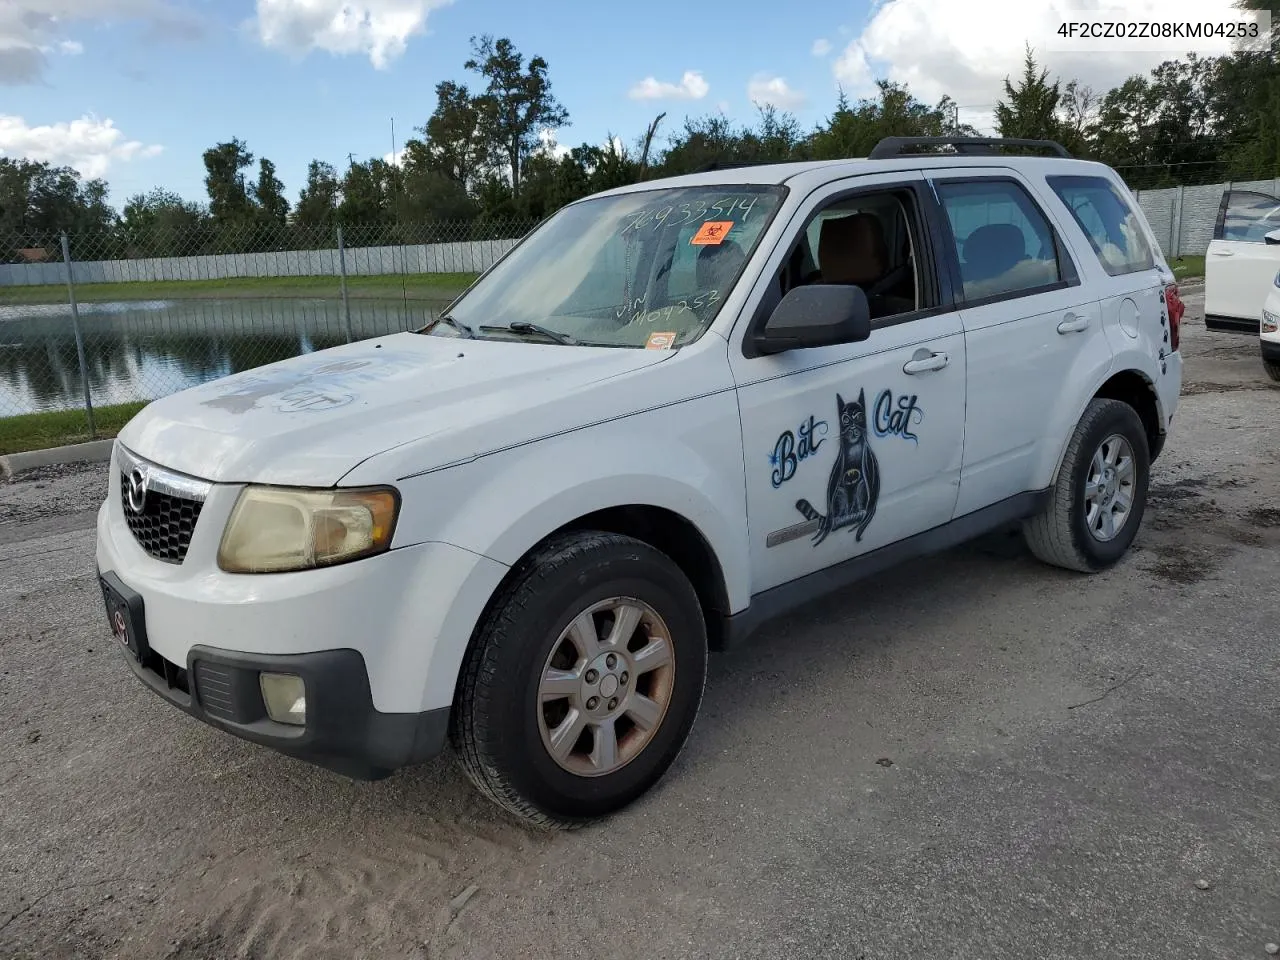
[420,314,475,338]
[478,321,578,345]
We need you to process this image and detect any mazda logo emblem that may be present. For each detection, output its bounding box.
[126,467,148,513]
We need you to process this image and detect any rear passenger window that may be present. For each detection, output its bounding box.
[1048,175,1155,276]
[934,180,1063,301]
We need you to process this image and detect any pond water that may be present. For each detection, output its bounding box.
[0,297,449,416]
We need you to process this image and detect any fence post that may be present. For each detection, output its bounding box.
[1172,185,1185,258]
[60,231,96,438]
[336,225,353,343]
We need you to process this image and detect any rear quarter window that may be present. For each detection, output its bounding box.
[1047,175,1156,277]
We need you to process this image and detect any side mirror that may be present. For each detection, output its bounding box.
[754,285,872,356]
[1265,229,1280,246]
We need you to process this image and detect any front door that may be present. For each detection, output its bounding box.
[728,173,967,593]
[1206,189,1280,323]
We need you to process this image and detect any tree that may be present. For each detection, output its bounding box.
[120,189,211,256]
[808,82,971,160]
[0,158,116,237]
[1217,0,1279,179]
[465,35,570,196]
[637,113,666,178]
[252,157,289,227]
[1092,54,1225,186]
[995,47,1062,141]
[337,158,403,240]
[294,160,340,231]
[421,80,486,187]
[202,138,255,224]
[1058,81,1098,155]
[656,114,744,175]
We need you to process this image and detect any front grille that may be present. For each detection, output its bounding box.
[121,479,203,563]
[117,445,212,565]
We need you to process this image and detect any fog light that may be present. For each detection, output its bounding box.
[259,673,306,726]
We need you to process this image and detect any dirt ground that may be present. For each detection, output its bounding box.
[3,290,1279,960]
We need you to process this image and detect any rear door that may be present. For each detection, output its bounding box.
[1206,189,1280,328]
[926,168,1105,516]
[1040,172,1169,366]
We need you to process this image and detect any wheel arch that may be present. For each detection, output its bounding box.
[1049,366,1164,487]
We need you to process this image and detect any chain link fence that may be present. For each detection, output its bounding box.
[0,169,1267,449]
[0,219,535,444]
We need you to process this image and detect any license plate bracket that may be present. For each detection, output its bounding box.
[100,571,150,664]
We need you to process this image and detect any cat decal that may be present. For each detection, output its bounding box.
[794,389,881,546]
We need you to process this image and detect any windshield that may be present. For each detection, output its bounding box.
[433,185,785,348]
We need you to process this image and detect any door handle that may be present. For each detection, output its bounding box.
[903,351,949,374]
[1057,314,1089,334]
[1213,250,1234,257]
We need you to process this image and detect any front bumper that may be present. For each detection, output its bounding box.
[95,444,511,778]
[109,576,449,779]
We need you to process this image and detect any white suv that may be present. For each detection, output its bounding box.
[96,138,1184,828]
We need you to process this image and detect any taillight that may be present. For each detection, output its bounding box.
[1164,283,1183,352]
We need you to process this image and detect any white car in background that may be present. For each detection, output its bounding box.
[1263,273,1280,381]
[1205,188,1280,334]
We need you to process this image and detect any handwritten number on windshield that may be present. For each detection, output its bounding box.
[622,196,759,235]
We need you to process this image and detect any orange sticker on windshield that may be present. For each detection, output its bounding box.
[691,221,734,245]
[646,331,677,350]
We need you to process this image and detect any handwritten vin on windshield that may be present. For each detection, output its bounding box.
[621,196,760,235]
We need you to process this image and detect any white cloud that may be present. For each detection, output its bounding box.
[383,147,407,167]
[811,38,832,57]
[628,70,709,101]
[747,74,808,110]
[0,1,197,84]
[833,0,1248,110]
[0,114,163,179]
[254,0,451,70]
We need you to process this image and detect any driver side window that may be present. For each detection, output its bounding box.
[775,189,925,324]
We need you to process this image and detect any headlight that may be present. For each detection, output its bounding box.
[218,485,399,573]
[1264,309,1279,334]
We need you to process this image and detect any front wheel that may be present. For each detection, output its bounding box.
[1023,398,1151,573]
[1264,358,1280,383]
[450,531,707,829]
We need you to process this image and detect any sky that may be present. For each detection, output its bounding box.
[0,0,1257,207]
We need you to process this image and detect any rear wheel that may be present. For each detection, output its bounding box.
[1023,398,1150,573]
[451,531,707,829]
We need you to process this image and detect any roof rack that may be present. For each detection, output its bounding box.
[868,136,1073,160]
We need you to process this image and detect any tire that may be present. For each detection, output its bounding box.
[1264,359,1280,383]
[450,531,708,829]
[1023,398,1151,573]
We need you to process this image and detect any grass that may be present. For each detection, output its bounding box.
[1169,255,1205,283]
[0,401,148,456]
[0,272,479,306]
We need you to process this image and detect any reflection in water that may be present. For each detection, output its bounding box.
[0,297,444,416]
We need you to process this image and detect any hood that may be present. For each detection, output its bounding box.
[118,332,674,485]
